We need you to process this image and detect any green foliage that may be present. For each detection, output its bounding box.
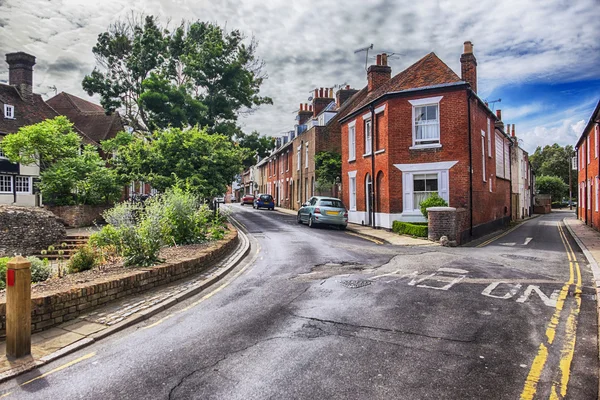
[392,221,428,237]
[68,246,99,273]
[236,131,275,167]
[419,193,448,218]
[529,143,575,197]
[28,256,52,283]
[536,175,569,202]
[314,151,341,194]
[0,257,9,290]
[0,116,80,170]
[103,126,245,199]
[82,15,272,134]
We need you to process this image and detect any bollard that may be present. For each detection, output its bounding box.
[6,255,31,359]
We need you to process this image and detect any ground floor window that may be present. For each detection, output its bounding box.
[15,176,31,193]
[413,173,438,209]
[349,176,357,211]
[0,175,12,193]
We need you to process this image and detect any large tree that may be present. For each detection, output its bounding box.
[536,175,569,202]
[103,127,246,199]
[236,131,275,168]
[82,15,272,135]
[529,143,575,194]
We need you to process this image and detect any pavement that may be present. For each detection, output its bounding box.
[0,224,250,383]
[274,205,434,246]
[0,207,597,399]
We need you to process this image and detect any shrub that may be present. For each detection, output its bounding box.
[68,246,98,273]
[28,256,52,282]
[392,221,428,237]
[0,257,9,289]
[419,193,448,218]
[90,225,124,254]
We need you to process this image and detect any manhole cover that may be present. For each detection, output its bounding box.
[501,254,542,262]
[340,279,372,289]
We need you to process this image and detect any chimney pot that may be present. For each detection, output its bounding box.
[496,109,502,120]
[299,103,303,111]
[314,89,318,99]
[512,125,516,137]
[346,85,350,89]
[381,53,388,66]
[463,41,473,54]
[376,54,382,65]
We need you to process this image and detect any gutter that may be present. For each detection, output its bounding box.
[467,90,473,237]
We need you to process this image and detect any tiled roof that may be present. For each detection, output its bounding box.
[344,52,463,119]
[0,84,58,135]
[576,99,600,148]
[47,92,124,143]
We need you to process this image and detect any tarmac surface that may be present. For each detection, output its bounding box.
[0,206,597,399]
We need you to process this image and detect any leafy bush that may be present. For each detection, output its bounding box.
[68,246,99,273]
[28,256,52,282]
[0,257,9,290]
[392,221,428,237]
[537,175,569,202]
[419,193,448,218]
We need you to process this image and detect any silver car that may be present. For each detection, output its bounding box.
[297,196,348,229]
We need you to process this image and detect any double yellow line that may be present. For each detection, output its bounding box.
[476,223,523,248]
[520,223,582,400]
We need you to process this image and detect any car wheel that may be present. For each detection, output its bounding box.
[308,215,315,228]
[339,225,347,231]
[297,213,302,224]
[270,207,274,211]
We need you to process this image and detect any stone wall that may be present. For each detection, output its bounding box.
[0,227,238,335]
[45,205,110,228]
[427,207,469,245]
[0,205,66,257]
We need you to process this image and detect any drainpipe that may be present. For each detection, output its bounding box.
[299,140,303,205]
[585,145,588,225]
[370,103,376,228]
[467,90,473,237]
[509,138,513,222]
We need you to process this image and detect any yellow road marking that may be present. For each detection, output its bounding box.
[345,232,384,245]
[24,352,95,387]
[520,223,582,400]
[476,223,523,248]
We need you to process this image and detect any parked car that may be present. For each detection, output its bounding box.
[297,196,348,229]
[254,194,275,210]
[241,194,255,205]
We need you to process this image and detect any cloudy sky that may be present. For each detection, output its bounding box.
[1,0,599,153]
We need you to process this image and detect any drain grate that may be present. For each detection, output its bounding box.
[340,279,372,289]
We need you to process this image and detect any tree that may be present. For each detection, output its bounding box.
[82,15,272,134]
[314,151,341,194]
[103,126,245,199]
[0,117,123,205]
[236,131,275,168]
[529,143,575,196]
[536,175,569,202]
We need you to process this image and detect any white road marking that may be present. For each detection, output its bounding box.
[481,282,523,299]
[408,268,467,291]
[516,285,560,307]
[438,267,469,274]
[523,237,533,245]
[499,242,517,246]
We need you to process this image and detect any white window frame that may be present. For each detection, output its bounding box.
[588,179,592,210]
[409,96,443,149]
[596,125,599,159]
[348,121,356,161]
[305,143,309,169]
[596,176,599,213]
[15,176,32,194]
[0,175,13,193]
[297,146,301,171]
[364,118,372,156]
[3,104,15,119]
[348,171,357,211]
[487,118,492,157]
[587,136,591,164]
[495,133,504,179]
[481,130,486,182]
[286,151,289,172]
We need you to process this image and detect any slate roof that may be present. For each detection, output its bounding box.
[47,92,124,144]
[343,52,464,120]
[575,99,600,148]
[0,83,58,136]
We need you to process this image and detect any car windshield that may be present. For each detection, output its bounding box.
[260,195,272,201]
[318,199,344,208]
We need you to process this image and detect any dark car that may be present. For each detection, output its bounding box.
[254,194,275,210]
[241,194,255,205]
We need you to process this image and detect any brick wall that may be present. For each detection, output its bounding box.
[46,204,110,228]
[577,122,600,230]
[0,228,238,335]
[428,207,469,245]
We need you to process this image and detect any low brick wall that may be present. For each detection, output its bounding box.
[45,204,111,228]
[427,207,469,245]
[0,227,238,335]
[0,205,66,257]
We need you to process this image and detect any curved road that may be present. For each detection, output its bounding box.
[0,207,597,399]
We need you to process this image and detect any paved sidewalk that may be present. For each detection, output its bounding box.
[563,216,600,286]
[275,207,434,246]
[0,226,250,382]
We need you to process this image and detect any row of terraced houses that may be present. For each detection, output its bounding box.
[576,100,600,231]
[243,41,535,241]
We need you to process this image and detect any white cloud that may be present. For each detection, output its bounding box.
[0,0,598,140]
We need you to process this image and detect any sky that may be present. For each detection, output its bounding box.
[0,0,599,153]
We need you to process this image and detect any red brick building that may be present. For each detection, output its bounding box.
[340,42,512,240]
[576,100,600,230]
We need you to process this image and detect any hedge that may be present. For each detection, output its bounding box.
[392,221,428,237]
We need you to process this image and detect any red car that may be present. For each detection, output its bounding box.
[241,194,255,205]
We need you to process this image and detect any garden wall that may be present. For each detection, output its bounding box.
[0,227,238,335]
[0,205,66,257]
[45,205,110,228]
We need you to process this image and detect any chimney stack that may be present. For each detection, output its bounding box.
[298,102,313,125]
[496,109,502,120]
[367,53,391,92]
[312,86,334,118]
[460,41,477,93]
[494,109,504,131]
[336,86,359,108]
[6,52,36,101]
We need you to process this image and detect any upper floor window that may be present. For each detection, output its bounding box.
[3,105,14,119]
[348,122,356,161]
[409,96,443,148]
[0,175,12,193]
[364,119,372,155]
[305,143,309,168]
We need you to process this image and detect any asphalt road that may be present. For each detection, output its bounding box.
[0,208,597,399]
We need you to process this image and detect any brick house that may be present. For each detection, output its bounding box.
[339,42,513,239]
[506,123,534,220]
[576,100,600,230]
[0,52,58,206]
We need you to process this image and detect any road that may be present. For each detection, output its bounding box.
[0,207,597,399]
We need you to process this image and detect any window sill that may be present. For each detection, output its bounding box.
[3,117,15,120]
[363,153,372,158]
[348,158,356,163]
[374,149,385,155]
[410,144,442,150]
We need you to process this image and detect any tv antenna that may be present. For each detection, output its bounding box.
[354,44,374,71]
[48,85,58,96]
[486,98,501,111]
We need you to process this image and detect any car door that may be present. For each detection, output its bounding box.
[300,197,314,221]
